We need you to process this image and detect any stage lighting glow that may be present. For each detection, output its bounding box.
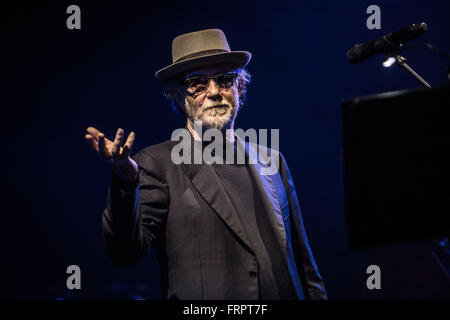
[383,56,396,68]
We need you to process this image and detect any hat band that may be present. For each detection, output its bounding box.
[174,49,229,63]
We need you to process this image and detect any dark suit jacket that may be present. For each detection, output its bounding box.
[102,136,327,300]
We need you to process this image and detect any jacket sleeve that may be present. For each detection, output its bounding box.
[102,150,170,267]
[279,153,328,300]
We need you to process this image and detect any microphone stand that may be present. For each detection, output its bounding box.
[394,54,432,88]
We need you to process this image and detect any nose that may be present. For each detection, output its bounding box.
[206,78,221,100]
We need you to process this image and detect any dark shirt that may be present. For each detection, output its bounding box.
[212,141,298,299]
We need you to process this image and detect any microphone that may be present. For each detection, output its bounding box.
[346,22,428,64]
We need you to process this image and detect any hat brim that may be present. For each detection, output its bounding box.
[155,51,251,82]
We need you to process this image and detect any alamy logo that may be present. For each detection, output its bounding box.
[66,5,81,30]
[170,121,280,176]
[366,5,381,30]
[66,265,81,290]
[366,264,381,290]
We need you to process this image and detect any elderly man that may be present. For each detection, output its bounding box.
[85,29,327,300]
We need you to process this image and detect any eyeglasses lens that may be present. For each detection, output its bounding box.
[185,73,236,95]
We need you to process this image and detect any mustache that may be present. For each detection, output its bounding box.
[203,102,232,110]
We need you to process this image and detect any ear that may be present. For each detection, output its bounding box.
[174,87,186,108]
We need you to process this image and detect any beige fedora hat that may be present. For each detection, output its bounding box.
[155,28,251,82]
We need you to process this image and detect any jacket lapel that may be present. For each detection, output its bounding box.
[238,138,288,260]
[179,139,254,252]
[178,135,288,259]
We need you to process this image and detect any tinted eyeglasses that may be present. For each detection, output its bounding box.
[181,73,238,96]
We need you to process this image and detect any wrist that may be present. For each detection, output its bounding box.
[112,164,138,182]
[111,171,139,192]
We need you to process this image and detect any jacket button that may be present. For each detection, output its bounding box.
[249,271,257,278]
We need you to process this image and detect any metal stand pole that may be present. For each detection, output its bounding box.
[395,54,432,88]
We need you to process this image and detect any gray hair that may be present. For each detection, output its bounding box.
[163,68,252,115]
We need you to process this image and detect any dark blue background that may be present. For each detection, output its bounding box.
[3,0,449,299]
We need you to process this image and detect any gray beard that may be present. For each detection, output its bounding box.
[185,100,239,131]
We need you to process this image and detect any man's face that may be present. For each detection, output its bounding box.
[180,67,241,130]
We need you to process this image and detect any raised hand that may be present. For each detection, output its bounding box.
[85,127,138,181]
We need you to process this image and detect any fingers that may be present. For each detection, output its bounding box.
[120,132,135,158]
[86,126,114,145]
[121,145,130,159]
[111,128,124,158]
[86,127,134,160]
[97,133,110,158]
[85,134,99,153]
[86,127,101,139]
